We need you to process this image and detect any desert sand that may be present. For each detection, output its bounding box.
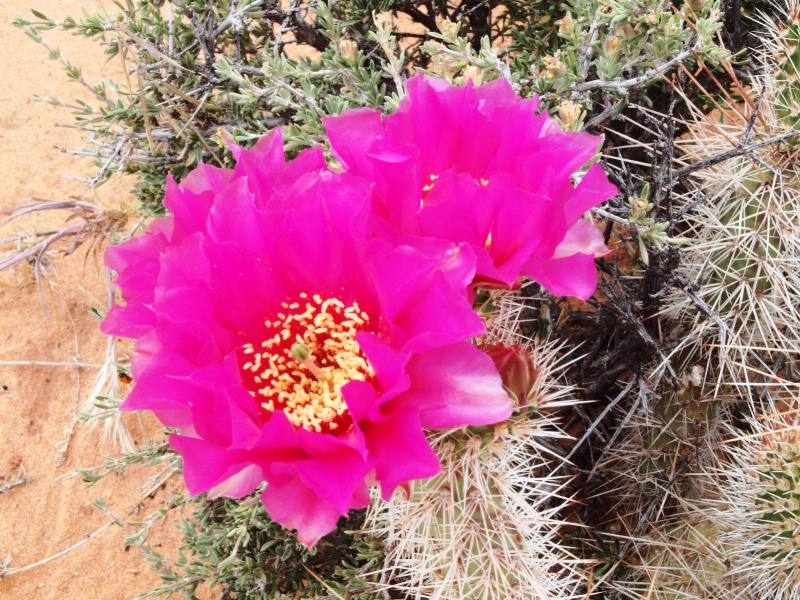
[0,1,186,598]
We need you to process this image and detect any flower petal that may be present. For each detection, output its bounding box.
[322,73,618,296]
[260,471,345,548]
[207,464,265,499]
[324,108,383,174]
[563,162,618,224]
[170,433,259,497]
[553,220,610,259]
[367,237,483,351]
[395,341,513,428]
[361,409,442,500]
[524,251,600,300]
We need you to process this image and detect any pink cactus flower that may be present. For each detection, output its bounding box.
[324,74,618,299]
[102,129,512,547]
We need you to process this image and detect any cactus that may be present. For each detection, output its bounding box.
[714,402,800,600]
[638,367,726,498]
[590,361,730,535]
[612,383,800,600]
[768,1,800,135]
[744,417,800,598]
[364,315,585,600]
[611,5,800,596]
[609,508,737,600]
[366,420,580,600]
[668,0,800,383]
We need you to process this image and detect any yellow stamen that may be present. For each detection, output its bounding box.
[239,295,374,434]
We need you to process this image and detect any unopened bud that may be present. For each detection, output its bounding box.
[603,35,621,54]
[432,53,458,75]
[558,100,582,129]
[543,55,566,78]
[684,0,707,11]
[338,39,358,62]
[373,12,391,30]
[464,65,482,85]
[215,127,234,147]
[558,13,575,36]
[644,12,659,25]
[436,16,458,38]
[486,344,538,410]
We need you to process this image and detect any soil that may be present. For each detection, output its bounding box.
[0,1,187,598]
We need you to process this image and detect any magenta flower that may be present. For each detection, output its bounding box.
[324,74,617,299]
[103,129,512,547]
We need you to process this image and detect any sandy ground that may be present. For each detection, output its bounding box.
[0,1,186,598]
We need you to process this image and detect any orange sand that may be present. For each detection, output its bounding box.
[0,1,187,598]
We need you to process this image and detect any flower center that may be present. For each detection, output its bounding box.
[238,294,373,435]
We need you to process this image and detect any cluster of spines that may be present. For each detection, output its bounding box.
[666,0,800,385]
[628,7,800,594]
[365,289,585,600]
[587,360,731,558]
[607,508,736,600]
[716,402,800,600]
[365,417,582,600]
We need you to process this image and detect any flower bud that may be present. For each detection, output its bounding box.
[486,344,538,410]
[464,65,482,85]
[215,127,234,147]
[543,55,566,78]
[373,12,391,30]
[436,16,458,38]
[338,39,358,62]
[432,53,458,76]
[558,100,583,130]
[558,13,575,36]
[603,35,621,55]
[684,0,707,11]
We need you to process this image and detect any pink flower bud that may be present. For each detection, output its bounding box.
[486,344,538,411]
